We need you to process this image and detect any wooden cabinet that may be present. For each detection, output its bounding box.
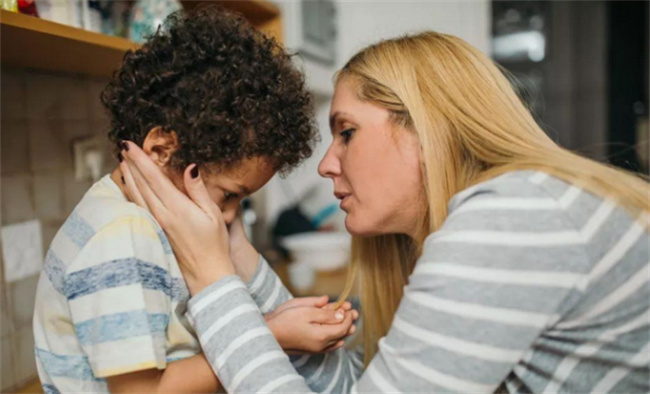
[0,1,282,78]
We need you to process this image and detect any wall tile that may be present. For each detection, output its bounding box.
[61,120,93,149]
[1,175,35,225]
[10,275,40,330]
[0,120,30,175]
[91,119,111,139]
[28,120,70,172]
[59,76,89,120]
[0,335,15,392]
[33,173,65,221]
[89,78,110,121]
[12,326,37,387]
[62,170,92,214]
[1,69,26,120]
[25,72,63,120]
[0,290,13,337]
[42,220,64,252]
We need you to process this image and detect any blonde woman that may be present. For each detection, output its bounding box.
[119,31,650,393]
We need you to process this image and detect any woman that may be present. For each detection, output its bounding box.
[119,31,650,393]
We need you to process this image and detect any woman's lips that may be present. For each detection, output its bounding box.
[338,194,351,210]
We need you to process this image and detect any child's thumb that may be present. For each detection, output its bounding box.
[310,308,346,325]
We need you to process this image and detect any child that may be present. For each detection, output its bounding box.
[33,6,354,393]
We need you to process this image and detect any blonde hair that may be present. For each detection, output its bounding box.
[335,31,650,366]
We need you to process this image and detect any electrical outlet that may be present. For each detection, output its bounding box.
[2,220,43,283]
[72,136,105,182]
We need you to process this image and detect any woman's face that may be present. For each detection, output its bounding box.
[318,79,424,237]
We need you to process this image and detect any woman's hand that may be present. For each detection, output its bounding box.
[227,210,260,283]
[119,141,235,295]
[265,296,359,355]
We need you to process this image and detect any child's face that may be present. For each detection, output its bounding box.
[166,156,275,225]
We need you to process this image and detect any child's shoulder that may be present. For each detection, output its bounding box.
[55,175,168,261]
[74,175,161,236]
[58,176,173,274]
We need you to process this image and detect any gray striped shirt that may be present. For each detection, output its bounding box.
[188,170,650,393]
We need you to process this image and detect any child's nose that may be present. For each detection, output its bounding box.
[222,208,236,225]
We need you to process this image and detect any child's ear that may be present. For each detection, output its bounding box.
[142,127,179,167]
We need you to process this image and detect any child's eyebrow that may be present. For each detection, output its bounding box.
[237,184,251,195]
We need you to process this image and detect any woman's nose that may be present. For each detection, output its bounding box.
[318,144,341,179]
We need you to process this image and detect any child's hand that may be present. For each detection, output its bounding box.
[265,296,358,355]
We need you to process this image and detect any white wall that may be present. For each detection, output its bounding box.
[260,1,491,239]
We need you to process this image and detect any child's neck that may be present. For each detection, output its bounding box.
[110,167,132,202]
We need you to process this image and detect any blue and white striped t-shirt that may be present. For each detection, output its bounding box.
[33,174,200,393]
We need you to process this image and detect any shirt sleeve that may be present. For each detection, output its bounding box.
[65,215,173,378]
[188,276,364,393]
[245,255,294,313]
[185,176,593,393]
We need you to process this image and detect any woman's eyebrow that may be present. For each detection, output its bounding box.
[329,111,353,133]
[329,112,340,132]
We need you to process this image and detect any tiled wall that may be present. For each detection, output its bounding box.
[0,67,115,392]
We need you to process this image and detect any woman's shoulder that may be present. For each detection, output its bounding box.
[424,169,645,272]
[448,170,577,213]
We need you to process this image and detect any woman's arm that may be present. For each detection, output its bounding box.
[120,142,590,392]
[187,277,364,393]
[185,175,592,393]
[117,142,362,390]
[226,212,294,312]
[245,254,293,313]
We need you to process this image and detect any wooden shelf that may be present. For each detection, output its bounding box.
[0,0,282,78]
[182,0,279,26]
[1,10,138,77]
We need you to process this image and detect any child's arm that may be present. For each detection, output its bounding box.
[106,353,220,394]
[106,298,355,394]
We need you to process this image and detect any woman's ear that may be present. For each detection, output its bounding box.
[142,127,179,167]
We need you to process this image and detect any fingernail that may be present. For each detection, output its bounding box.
[190,165,199,179]
[121,176,125,185]
[117,153,123,162]
[120,140,129,151]
[335,312,344,321]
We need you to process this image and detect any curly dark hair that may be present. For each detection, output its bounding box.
[101,6,317,174]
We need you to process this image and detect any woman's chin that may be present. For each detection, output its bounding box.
[344,214,381,237]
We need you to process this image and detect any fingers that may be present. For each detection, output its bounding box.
[182,165,223,223]
[323,300,352,311]
[120,141,188,211]
[312,310,355,344]
[119,148,168,219]
[309,307,347,325]
[273,296,329,315]
[330,297,349,310]
[322,340,345,353]
[119,154,148,209]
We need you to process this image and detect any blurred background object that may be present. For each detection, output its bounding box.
[129,0,182,43]
[0,0,17,12]
[0,1,648,392]
[491,0,649,174]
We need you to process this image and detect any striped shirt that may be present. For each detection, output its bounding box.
[187,170,650,393]
[33,175,200,393]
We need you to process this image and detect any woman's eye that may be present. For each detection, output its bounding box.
[340,128,355,143]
